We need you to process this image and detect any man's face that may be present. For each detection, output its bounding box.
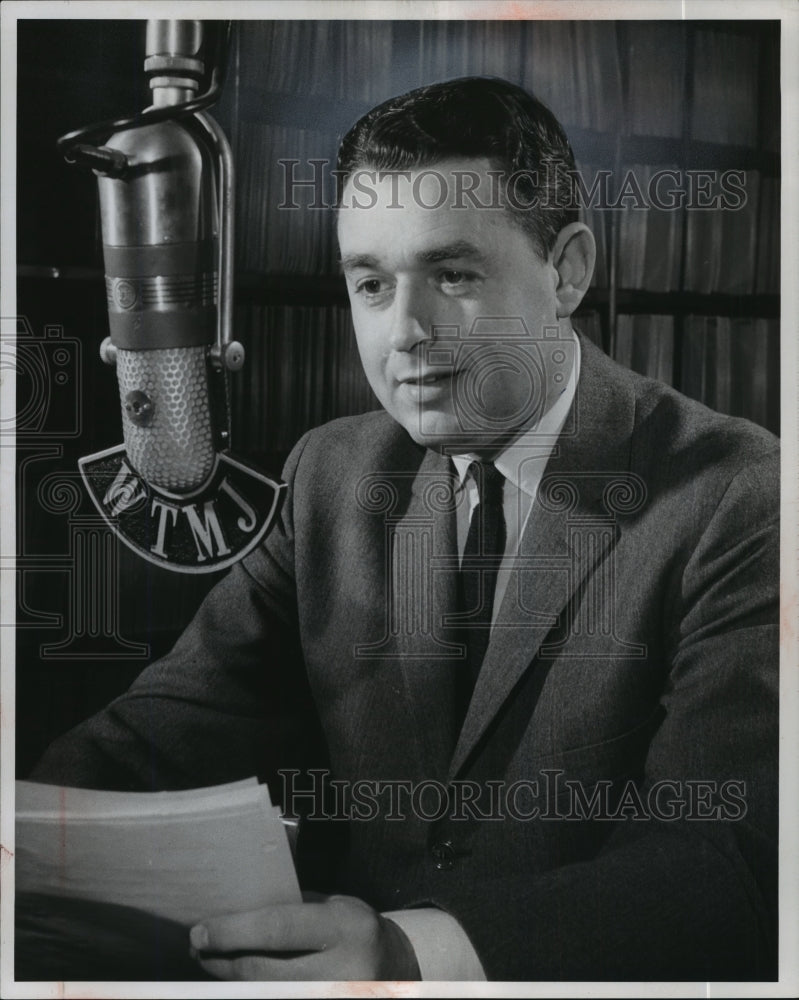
[338,157,564,457]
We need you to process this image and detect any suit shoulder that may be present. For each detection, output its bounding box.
[631,372,779,483]
[285,411,424,487]
[577,336,778,492]
[303,410,410,457]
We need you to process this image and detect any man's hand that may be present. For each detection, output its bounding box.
[189,894,422,981]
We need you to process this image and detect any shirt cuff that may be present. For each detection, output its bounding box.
[382,907,487,981]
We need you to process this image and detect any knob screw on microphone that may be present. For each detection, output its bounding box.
[211,341,246,372]
[99,337,117,366]
[124,391,155,428]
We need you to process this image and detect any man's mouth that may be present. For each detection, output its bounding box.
[399,371,453,386]
[396,371,457,403]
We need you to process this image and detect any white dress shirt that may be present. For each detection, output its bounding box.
[383,334,582,980]
[452,334,582,624]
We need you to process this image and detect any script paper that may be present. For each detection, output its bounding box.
[15,777,301,926]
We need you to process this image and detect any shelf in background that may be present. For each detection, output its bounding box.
[234,88,780,178]
[584,287,780,319]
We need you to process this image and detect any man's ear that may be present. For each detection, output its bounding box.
[550,222,596,318]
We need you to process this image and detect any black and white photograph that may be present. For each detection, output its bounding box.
[1,0,797,995]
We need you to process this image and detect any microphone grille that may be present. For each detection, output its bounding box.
[117,346,216,493]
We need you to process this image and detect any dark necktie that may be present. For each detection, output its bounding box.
[458,461,507,689]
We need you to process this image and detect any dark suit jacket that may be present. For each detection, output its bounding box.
[32,334,780,980]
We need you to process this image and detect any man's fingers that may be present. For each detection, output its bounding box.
[197,954,272,981]
[191,902,339,954]
[197,949,349,982]
[301,889,328,903]
[189,897,411,981]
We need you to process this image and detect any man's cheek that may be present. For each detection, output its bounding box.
[363,367,394,411]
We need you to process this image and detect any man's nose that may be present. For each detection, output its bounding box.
[388,285,429,352]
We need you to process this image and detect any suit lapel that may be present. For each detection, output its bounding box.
[448,335,639,779]
[379,446,465,776]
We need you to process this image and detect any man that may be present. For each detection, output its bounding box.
[29,78,779,981]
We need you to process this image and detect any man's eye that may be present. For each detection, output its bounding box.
[439,269,480,292]
[441,270,466,285]
[356,278,387,297]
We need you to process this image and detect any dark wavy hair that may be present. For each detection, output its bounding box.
[336,76,577,259]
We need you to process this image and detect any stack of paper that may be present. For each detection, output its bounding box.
[15,777,300,926]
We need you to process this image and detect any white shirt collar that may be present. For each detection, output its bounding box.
[451,333,581,496]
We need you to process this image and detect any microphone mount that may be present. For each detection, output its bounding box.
[59,20,240,376]
[57,21,230,170]
[64,20,284,573]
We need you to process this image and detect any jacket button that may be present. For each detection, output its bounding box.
[430,840,455,871]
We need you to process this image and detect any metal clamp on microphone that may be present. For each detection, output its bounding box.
[64,21,284,573]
